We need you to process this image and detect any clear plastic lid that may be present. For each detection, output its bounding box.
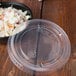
[8,19,71,72]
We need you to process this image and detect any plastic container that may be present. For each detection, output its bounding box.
[7,19,71,74]
[0,2,32,38]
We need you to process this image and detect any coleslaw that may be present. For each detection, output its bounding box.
[0,7,31,37]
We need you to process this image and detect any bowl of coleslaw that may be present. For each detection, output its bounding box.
[0,2,32,38]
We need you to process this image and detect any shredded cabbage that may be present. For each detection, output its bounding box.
[0,7,31,37]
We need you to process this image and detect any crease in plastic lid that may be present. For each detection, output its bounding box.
[8,19,71,72]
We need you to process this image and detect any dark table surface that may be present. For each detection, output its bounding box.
[0,0,76,76]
